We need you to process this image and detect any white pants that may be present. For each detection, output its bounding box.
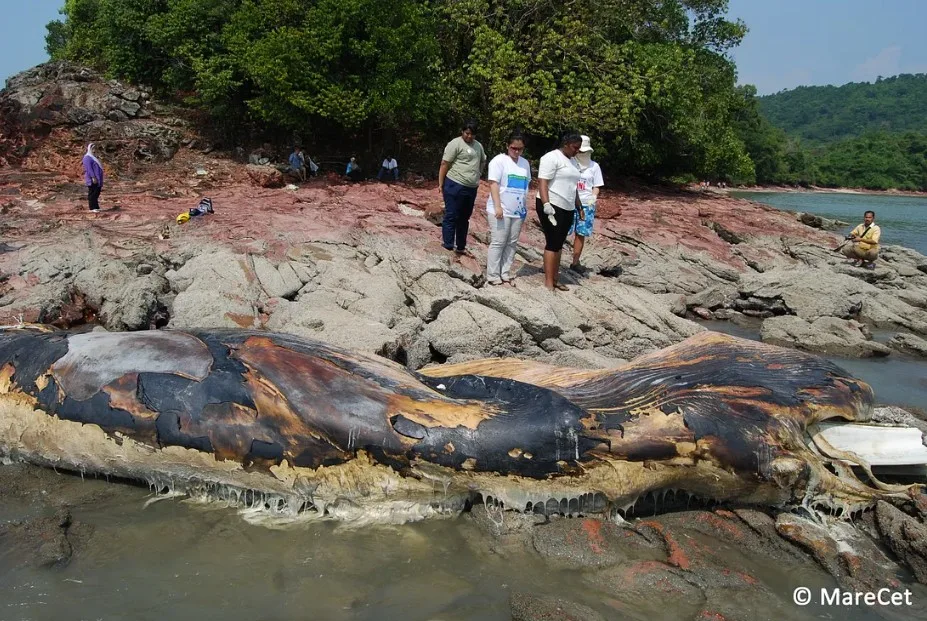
[486,214,524,282]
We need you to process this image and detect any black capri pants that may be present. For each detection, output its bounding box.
[536,197,575,252]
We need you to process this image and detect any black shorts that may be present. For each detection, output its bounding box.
[536,198,575,252]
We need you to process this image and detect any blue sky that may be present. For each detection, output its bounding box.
[1,1,926,96]
[728,0,927,94]
[0,0,64,85]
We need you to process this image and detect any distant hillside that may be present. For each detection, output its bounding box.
[758,74,927,144]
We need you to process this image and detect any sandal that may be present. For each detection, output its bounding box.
[554,283,570,291]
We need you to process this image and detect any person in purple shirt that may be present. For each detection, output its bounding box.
[82,143,104,212]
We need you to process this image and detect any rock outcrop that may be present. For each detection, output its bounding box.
[1,62,182,169]
[760,315,891,358]
[876,501,927,584]
[4,63,927,374]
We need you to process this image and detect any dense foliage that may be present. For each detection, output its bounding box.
[815,132,927,191]
[45,0,755,180]
[732,75,927,190]
[758,74,927,145]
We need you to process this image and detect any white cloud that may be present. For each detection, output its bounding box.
[852,45,902,82]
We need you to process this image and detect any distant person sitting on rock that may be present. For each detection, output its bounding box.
[289,146,307,181]
[82,143,104,213]
[842,210,881,269]
[346,157,363,182]
[378,156,399,182]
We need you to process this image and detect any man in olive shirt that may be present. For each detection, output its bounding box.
[438,119,487,256]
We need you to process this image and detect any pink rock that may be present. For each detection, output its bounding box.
[245,164,284,188]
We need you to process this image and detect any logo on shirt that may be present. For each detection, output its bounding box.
[503,173,529,218]
[505,173,529,191]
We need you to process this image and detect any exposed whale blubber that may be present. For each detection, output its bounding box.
[0,327,918,524]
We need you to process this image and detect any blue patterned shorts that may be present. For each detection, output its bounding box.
[570,203,596,237]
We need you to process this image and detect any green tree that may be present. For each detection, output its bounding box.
[437,0,751,178]
[731,85,786,184]
[46,0,762,182]
[46,0,103,64]
[222,0,445,129]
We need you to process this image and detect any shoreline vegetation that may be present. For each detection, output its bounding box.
[741,76,927,192]
[34,2,927,193]
[35,1,758,186]
[725,185,927,198]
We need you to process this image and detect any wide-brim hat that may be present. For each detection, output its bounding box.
[579,135,593,152]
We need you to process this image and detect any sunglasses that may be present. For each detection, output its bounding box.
[508,145,524,152]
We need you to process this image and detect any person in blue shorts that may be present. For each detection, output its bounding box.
[569,135,604,274]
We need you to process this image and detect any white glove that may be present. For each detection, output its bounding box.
[542,202,556,225]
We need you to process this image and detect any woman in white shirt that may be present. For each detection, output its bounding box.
[570,135,604,274]
[485,132,531,285]
[537,133,583,291]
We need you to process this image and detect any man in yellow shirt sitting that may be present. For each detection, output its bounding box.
[841,210,881,269]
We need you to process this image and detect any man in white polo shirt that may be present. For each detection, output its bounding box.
[378,155,399,182]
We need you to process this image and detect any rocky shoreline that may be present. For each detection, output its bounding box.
[4,64,927,368]
[3,62,927,616]
[730,185,927,198]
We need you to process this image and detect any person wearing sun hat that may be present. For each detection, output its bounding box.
[569,135,604,274]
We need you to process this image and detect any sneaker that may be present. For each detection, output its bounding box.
[455,248,475,259]
[90,208,100,213]
[862,262,876,270]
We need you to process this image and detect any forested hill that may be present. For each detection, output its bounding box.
[732,74,927,190]
[758,74,927,144]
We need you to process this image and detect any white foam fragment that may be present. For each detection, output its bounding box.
[811,423,927,466]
